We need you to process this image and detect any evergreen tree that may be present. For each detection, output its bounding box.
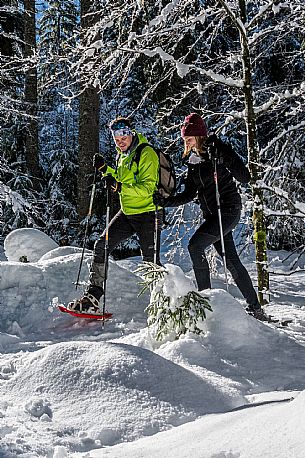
[0,0,24,162]
[75,0,305,301]
[0,1,37,235]
[24,0,41,189]
[38,0,78,103]
[37,0,79,241]
[138,262,212,341]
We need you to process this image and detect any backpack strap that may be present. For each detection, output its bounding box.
[133,143,150,168]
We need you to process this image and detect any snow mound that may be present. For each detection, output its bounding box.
[179,290,305,391]
[117,289,305,393]
[0,341,242,453]
[0,332,20,352]
[91,390,305,458]
[39,246,89,261]
[0,248,149,334]
[4,228,58,262]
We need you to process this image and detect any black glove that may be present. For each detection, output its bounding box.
[93,153,107,172]
[102,174,122,193]
[153,191,168,207]
[205,134,223,161]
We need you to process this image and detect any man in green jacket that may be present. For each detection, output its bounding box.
[69,117,162,314]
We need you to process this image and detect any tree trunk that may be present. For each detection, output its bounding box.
[77,0,100,218]
[24,0,41,189]
[238,0,269,304]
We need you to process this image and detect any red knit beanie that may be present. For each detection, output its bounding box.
[181,113,208,138]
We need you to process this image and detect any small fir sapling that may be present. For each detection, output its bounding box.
[137,262,213,341]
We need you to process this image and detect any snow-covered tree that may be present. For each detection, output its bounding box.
[0,1,36,234]
[38,0,78,105]
[70,0,305,301]
[37,0,79,240]
[24,0,41,188]
[1,1,79,241]
[138,262,212,341]
[0,0,24,161]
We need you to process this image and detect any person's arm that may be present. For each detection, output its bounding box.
[223,144,251,183]
[208,136,251,184]
[164,166,197,207]
[103,165,117,178]
[93,154,118,179]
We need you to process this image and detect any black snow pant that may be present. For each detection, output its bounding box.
[88,209,162,299]
[188,208,260,309]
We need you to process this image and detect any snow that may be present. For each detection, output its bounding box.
[4,227,58,262]
[162,263,195,298]
[85,392,305,458]
[1,228,305,457]
[146,0,180,30]
[140,47,243,87]
[175,62,190,79]
[0,230,149,335]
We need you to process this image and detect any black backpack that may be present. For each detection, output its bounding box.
[133,143,176,198]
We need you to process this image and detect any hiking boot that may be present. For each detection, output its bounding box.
[67,287,103,314]
[246,305,269,322]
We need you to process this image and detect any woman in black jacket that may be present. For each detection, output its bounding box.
[155,113,265,320]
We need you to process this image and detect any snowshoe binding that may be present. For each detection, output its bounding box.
[67,293,101,315]
[58,287,112,321]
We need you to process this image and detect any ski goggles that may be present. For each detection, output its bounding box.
[110,120,133,137]
[111,127,133,137]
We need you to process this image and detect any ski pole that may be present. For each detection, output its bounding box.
[213,156,229,292]
[102,175,112,317]
[75,168,97,289]
[154,205,159,264]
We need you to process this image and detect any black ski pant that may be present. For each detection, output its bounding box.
[188,208,260,308]
[88,209,162,298]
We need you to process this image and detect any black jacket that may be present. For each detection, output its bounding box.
[166,138,250,218]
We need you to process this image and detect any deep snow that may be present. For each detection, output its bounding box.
[1,228,305,458]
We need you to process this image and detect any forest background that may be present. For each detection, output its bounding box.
[0,0,304,301]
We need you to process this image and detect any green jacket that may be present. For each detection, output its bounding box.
[104,133,159,215]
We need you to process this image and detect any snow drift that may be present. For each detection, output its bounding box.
[1,228,305,457]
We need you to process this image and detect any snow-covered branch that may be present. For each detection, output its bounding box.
[258,182,305,217]
[247,1,290,31]
[254,83,305,116]
[0,182,32,215]
[217,0,247,39]
[260,120,305,155]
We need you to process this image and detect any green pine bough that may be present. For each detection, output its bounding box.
[136,262,213,341]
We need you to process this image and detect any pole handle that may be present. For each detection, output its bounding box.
[88,169,97,217]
